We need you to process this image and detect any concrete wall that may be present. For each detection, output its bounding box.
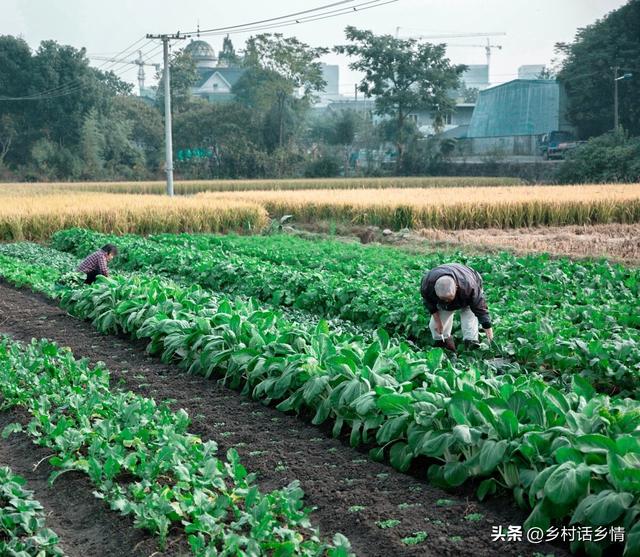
[457,135,540,156]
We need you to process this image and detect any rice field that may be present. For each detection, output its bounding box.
[0,192,267,240]
[0,176,522,196]
[1,181,639,239]
[197,184,640,229]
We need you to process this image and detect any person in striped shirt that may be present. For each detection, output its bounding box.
[76,244,118,284]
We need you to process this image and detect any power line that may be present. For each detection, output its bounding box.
[0,36,151,101]
[185,0,358,35]
[196,0,398,38]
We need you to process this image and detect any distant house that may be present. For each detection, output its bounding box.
[192,67,246,102]
[184,39,246,103]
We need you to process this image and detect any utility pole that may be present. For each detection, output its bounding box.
[614,66,619,131]
[613,66,634,131]
[146,32,188,196]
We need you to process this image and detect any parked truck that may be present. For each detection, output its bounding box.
[538,130,585,160]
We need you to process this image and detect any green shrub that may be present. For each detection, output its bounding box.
[557,130,640,183]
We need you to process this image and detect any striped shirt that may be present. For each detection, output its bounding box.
[76,250,109,277]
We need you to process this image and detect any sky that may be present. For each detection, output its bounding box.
[0,0,628,96]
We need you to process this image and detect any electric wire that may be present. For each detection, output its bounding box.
[0,36,151,101]
[196,0,398,38]
[184,0,359,35]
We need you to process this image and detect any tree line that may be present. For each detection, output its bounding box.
[0,1,639,182]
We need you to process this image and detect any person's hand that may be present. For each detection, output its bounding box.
[485,327,494,342]
[433,315,443,335]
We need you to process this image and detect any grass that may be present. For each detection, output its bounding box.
[197,183,640,229]
[0,192,268,241]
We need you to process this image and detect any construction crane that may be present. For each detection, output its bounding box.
[89,50,161,93]
[394,28,506,76]
[441,39,503,72]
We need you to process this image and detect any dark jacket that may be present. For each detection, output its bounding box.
[420,264,492,329]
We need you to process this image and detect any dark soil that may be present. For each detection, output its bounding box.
[0,282,568,557]
[0,408,186,557]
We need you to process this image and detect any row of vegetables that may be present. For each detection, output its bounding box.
[50,229,640,397]
[0,465,64,556]
[0,335,351,556]
[0,243,638,556]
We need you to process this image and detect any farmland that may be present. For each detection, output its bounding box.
[0,192,267,241]
[2,182,639,241]
[196,184,640,229]
[0,225,638,556]
[0,176,522,196]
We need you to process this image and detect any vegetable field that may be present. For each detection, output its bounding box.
[0,230,638,556]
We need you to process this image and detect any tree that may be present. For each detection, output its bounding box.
[459,84,480,103]
[336,26,465,173]
[79,109,104,179]
[0,115,17,167]
[238,34,328,150]
[556,0,640,138]
[156,48,199,114]
[112,96,163,175]
[556,129,640,183]
[326,110,357,176]
[0,35,156,180]
[219,35,240,67]
[173,102,267,178]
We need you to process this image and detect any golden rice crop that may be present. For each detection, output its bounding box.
[196,184,640,230]
[0,193,268,241]
[0,176,522,196]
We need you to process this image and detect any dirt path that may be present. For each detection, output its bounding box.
[0,282,567,557]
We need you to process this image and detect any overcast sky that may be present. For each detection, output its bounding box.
[1,0,628,95]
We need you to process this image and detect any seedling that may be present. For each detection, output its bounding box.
[401,531,428,545]
[376,519,401,529]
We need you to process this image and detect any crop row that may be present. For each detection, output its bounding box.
[0,336,350,556]
[52,229,640,397]
[0,465,64,556]
[0,253,638,556]
[0,241,371,343]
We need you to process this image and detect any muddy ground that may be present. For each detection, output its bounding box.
[0,282,568,557]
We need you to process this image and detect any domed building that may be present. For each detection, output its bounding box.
[185,39,245,103]
[184,40,218,69]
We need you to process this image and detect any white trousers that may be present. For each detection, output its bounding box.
[429,307,479,341]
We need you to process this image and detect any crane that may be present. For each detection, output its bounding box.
[89,50,161,94]
[442,39,503,73]
[394,29,506,76]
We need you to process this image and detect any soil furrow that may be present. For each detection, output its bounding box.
[0,408,183,557]
[0,282,568,557]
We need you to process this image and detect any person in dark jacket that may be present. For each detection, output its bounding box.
[420,263,493,351]
[76,244,118,284]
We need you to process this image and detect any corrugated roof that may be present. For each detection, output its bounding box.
[467,80,564,138]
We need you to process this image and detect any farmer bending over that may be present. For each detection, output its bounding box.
[420,263,494,352]
[76,244,118,285]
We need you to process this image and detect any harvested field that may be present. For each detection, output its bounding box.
[414,223,640,265]
[197,184,640,229]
